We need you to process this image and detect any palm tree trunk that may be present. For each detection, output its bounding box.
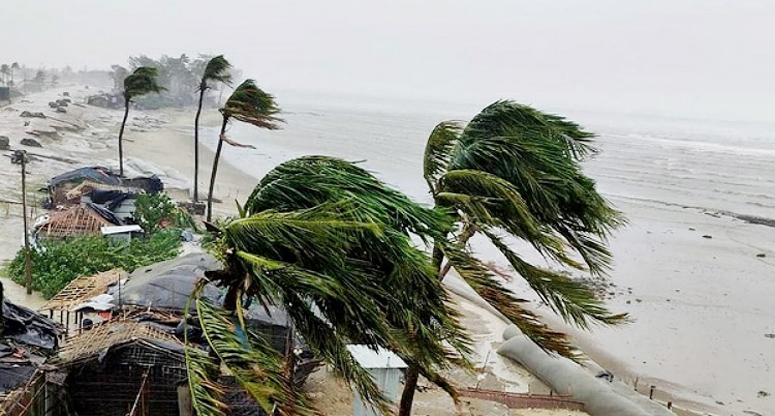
[193,84,206,203]
[207,117,229,222]
[118,96,130,177]
[438,222,477,279]
[399,224,477,416]
[398,364,420,416]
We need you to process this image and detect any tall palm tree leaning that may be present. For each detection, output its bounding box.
[398,100,630,415]
[188,156,473,415]
[117,67,164,176]
[206,79,281,222]
[193,55,232,203]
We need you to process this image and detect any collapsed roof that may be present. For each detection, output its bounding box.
[0,294,60,394]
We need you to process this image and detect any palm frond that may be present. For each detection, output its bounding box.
[483,229,629,329]
[440,242,582,360]
[221,79,283,129]
[123,66,165,100]
[196,297,317,416]
[202,55,233,86]
[244,156,452,243]
[424,121,462,193]
[464,100,596,161]
[185,346,228,416]
[281,292,393,415]
[184,282,228,416]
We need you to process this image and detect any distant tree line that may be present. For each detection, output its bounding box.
[110,54,241,110]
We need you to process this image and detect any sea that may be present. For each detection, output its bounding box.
[201,90,775,416]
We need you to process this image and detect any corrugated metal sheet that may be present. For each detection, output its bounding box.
[347,345,406,416]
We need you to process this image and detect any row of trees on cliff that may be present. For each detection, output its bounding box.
[111,55,627,415]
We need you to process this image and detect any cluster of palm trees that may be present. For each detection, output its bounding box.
[0,63,21,87]
[113,56,627,416]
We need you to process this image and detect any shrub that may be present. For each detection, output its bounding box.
[3,229,181,299]
[133,193,197,233]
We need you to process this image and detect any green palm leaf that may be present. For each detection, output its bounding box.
[483,229,629,328]
[424,100,628,360]
[123,66,165,101]
[441,242,581,360]
[423,121,462,192]
[196,297,316,416]
[221,79,283,129]
[202,55,232,87]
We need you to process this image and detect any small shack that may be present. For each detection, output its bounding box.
[39,269,125,329]
[0,289,60,415]
[35,203,122,239]
[346,345,407,416]
[52,320,188,416]
[46,166,162,209]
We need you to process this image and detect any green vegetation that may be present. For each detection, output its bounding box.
[194,55,232,204]
[134,193,197,233]
[206,79,282,221]
[397,100,629,416]
[3,230,181,299]
[188,156,471,416]
[118,66,164,176]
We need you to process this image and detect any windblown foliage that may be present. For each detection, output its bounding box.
[424,100,628,359]
[194,156,472,415]
[3,230,180,298]
[220,79,282,129]
[123,66,165,101]
[201,55,233,88]
[206,79,283,221]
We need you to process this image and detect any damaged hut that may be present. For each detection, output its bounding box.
[31,252,319,415]
[45,166,163,209]
[50,319,188,416]
[0,283,60,415]
[34,203,122,240]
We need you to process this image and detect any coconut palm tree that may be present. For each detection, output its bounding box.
[193,55,232,204]
[206,79,281,222]
[10,63,19,87]
[188,156,472,415]
[117,66,164,176]
[0,64,9,86]
[398,101,629,415]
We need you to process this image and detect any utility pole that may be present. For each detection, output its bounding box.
[13,150,32,294]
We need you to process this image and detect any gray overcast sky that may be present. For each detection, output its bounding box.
[1,0,773,121]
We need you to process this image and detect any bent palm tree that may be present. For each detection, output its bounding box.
[206,79,281,222]
[399,101,629,415]
[118,66,164,176]
[190,156,473,415]
[193,55,232,203]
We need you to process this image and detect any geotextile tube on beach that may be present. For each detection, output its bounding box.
[442,273,676,416]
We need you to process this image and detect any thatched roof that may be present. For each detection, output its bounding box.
[40,269,125,312]
[55,320,183,366]
[37,203,121,238]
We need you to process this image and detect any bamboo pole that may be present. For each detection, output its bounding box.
[17,151,32,295]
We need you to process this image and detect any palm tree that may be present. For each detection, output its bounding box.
[188,156,472,415]
[118,67,164,176]
[10,63,19,87]
[398,101,629,415]
[0,64,9,86]
[206,79,281,222]
[193,55,232,204]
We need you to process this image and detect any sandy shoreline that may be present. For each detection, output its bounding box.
[0,85,741,416]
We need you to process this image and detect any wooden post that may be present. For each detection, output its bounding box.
[19,151,32,295]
